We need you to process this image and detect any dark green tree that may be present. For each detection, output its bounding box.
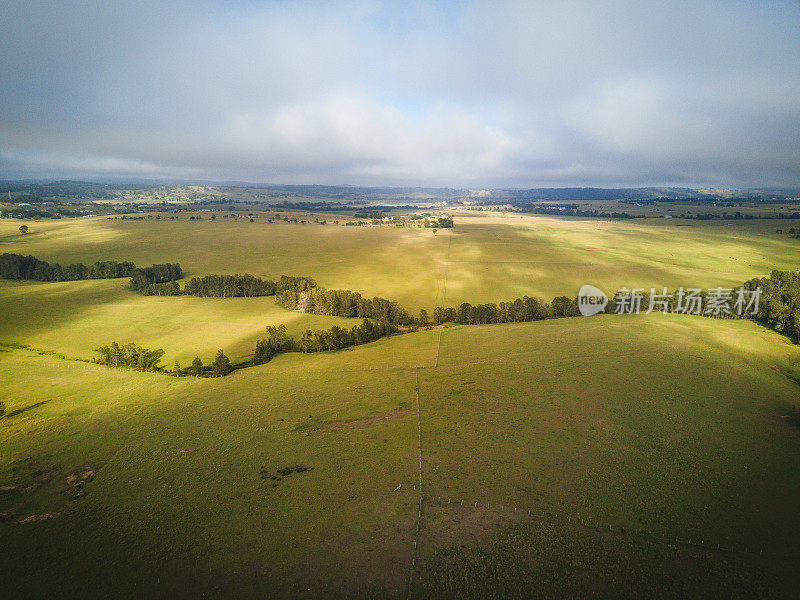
[212,349,233,377]
[190,356,204,377]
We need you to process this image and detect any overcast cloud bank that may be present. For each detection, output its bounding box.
[1,1,799,187]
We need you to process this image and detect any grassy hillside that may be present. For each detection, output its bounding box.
[3,212,799,367]
[0,278,358,364]
[3,212,799,312]
[2,315,799,599]
[2,210,800,598]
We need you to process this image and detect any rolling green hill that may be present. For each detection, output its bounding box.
[2,211,800,598]
[2,315,799,599]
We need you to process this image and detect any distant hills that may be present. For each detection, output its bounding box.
[1,180,798,205]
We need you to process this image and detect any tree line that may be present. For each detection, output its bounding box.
[134,272,277,297]
[92,317,398,378]
[252,319,398,364]
[183,274,276,297]
[87,268,800,380]
[0,253,135,282]
[129,263,184,292]
[276,276,413,325]
[94,342,165,371]
[518,205,636,219]
[432,296,557,324]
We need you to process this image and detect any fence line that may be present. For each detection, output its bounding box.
[406,367,424,600]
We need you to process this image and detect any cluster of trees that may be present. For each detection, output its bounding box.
[275,275,317,306]
[253,325,293,364]
[427,217,454,228]
[179,350,233,377]
[0,253,135,282]
[94,342,165,371]
[276,278,412,325]
[252,319,398,365]
[432,295,578,325]
[133,272,278,298]
[777,227,800,240]
[138,280,182,296]
[129,263,183,292]
[183,274,276,297]
[743,270,800,342]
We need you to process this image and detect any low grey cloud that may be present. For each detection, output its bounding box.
[1,0,798,187]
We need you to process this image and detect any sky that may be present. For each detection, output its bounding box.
[1,0,799,188]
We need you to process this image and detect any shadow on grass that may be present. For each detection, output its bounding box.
[6,400,51,418]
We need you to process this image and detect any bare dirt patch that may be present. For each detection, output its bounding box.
[0,459,101,524]
[60,467,97,498]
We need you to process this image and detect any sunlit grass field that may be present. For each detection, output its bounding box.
[2,316,799,598]
[1,212,799,364]
[2,212,798,311]
[0,279,358,364]
[2,213,800,598]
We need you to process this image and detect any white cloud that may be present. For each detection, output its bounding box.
[1,0,799,186]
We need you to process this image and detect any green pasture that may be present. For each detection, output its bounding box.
[2,211,800,598]
[2,212,798,367]
[0,278,357,365]
[2,315,800,598]
[3,213,799,314]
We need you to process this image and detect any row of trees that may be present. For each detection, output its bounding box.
[183,274,276,297]
[252,319,398,364]
[0,253,135,282]
[431,295,579,325]
[173,318,398,377]
[89,270,800,380]
[93,342,236,377]
[253,325,293,364]
[134,273,278,297]
[434,296,545,324]
[185,350,233,377]
[94,342,165,371]
[297,319,397,353]
[519,206,636,219]
[129,263,183,292]
[276,278,413,325]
